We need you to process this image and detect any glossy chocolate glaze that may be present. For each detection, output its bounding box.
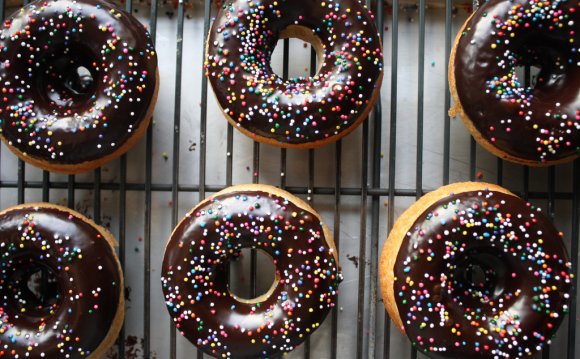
[453,0,579,163]
[161,190,341,358]
[0,205,122,358]
[205,0,383,146]
[393,189,572,358]
[0,0,157,165]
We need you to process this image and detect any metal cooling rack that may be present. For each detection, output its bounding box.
[0,0,577,358]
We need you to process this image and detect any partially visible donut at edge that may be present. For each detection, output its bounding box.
[380,182,573,358]
[449,0,579,166]
[0,202,124,358]
[205,0,384,148]
[0,0,159,173]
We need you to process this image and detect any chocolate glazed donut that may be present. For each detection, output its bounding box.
[449,0,579,165]
[380,182,573,358]
[0,203,124,358]
[0,0,158,173]
[205,0,384,148]
[161,184,342,358]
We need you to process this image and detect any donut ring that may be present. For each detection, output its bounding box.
[0,0,159,173]
[161,184,342,358]
[449,0,579,166]
[0,203,124,358]
[380,182,572,358]
[205,0,384,148]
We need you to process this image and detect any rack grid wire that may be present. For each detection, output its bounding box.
[0,0,577,359]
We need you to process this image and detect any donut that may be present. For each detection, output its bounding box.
[449,0,579,166]
[0,203,124,358]
[380,182,573,358]
[0,0,159,173]
[204,0,384,148]
[161,184,342,358]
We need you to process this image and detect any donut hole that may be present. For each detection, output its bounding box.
[36,44,99,111]
[509,40,568,92]
[65,66,95,96]
[24,265,60,308]
[514,64,542,89]
[464,263,492,289]
[4,259,61,317]
[228,248,278,303]
[449,250,509,305]
[270,25,324,80]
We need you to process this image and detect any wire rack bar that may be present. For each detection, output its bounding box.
[443,0,453,186]
[356,116,370,359]
[409,0,427,357]
[42,171,49,202]
[331,140,342,359]
[568,160,580,359]
[17,160,24,204]
[368,0,385,353]
[118,154,127,359]
[0,180,576,201]
[143,0,158,357]
[169,1,185,357]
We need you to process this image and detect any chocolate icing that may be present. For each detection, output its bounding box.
[0,205,122,358]
[0,0,157,165]
[453,0,579,164]
[393,189,572,358]
[161,190,341,358]
[205,0,383,146]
